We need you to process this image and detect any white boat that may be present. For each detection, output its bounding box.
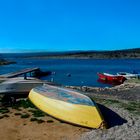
[0,77,45,95]
[117,72,138,79]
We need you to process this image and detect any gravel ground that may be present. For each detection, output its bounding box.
[66,82,140,140]
[66,82,140,101]
[80,105,140,140]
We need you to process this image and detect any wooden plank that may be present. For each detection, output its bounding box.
[0,67,40,78]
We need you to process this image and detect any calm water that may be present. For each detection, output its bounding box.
[0,53,140,87]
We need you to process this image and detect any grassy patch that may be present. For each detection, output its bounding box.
[12,106,22,111]
[0,108,10,114]
[20,113,30,118]
[12,99,36,110]
[103,99,120,105]
[30,117,38,121]
[30,110,46,117]
[92,97,140,116]
[121,101,140,115]
[92,97,120,105]
[30,117,45,123]
[10,99,36,113]
[19,99,36,108]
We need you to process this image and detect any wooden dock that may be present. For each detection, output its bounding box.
[0,67,40,78]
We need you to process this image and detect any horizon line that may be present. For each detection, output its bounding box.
[0,47,140,54]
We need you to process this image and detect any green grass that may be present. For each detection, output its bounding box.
[92,97,140,116]
[1,99,47,119]
[12,106,22,111]
[12,99,36,109]
[20,113,30,118]
[0,107,10,119]
[30,117,45,123]
[30,117,38,121]
[29,109,46,117]
[92,97,120,105]
[0,108,10,114]
[121,101,140,115]
[10,99,36,113]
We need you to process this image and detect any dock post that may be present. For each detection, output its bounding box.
[24,74,27,79]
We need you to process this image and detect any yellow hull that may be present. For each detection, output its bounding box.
[29,88,106,129]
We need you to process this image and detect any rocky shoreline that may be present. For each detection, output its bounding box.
[66,81,140,101]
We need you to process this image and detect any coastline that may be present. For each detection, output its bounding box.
[16,48,140,59]
[0,79,140,140]
[66,81,140,101]
[24,56,140,60]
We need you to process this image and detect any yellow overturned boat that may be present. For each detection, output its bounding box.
[28,85,106,129]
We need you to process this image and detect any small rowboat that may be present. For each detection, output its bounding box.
[0,77,45,95]
[29,85,106,129]
[97,73,126,84]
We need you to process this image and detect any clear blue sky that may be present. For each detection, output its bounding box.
[0,0,140,52]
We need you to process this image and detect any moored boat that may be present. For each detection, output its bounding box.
[97,72,126,84]
[29,85,107,129]
[0,77,45,95]
[117,72,138,79]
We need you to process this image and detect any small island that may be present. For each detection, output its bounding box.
[0,58,16,65]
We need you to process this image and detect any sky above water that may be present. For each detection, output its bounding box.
[0,0,140,53]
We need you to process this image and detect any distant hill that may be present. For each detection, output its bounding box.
[25,48,140,59]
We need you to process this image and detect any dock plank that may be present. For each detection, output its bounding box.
[0,67,40,78]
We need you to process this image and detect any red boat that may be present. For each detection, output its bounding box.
[97,73,126,84]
